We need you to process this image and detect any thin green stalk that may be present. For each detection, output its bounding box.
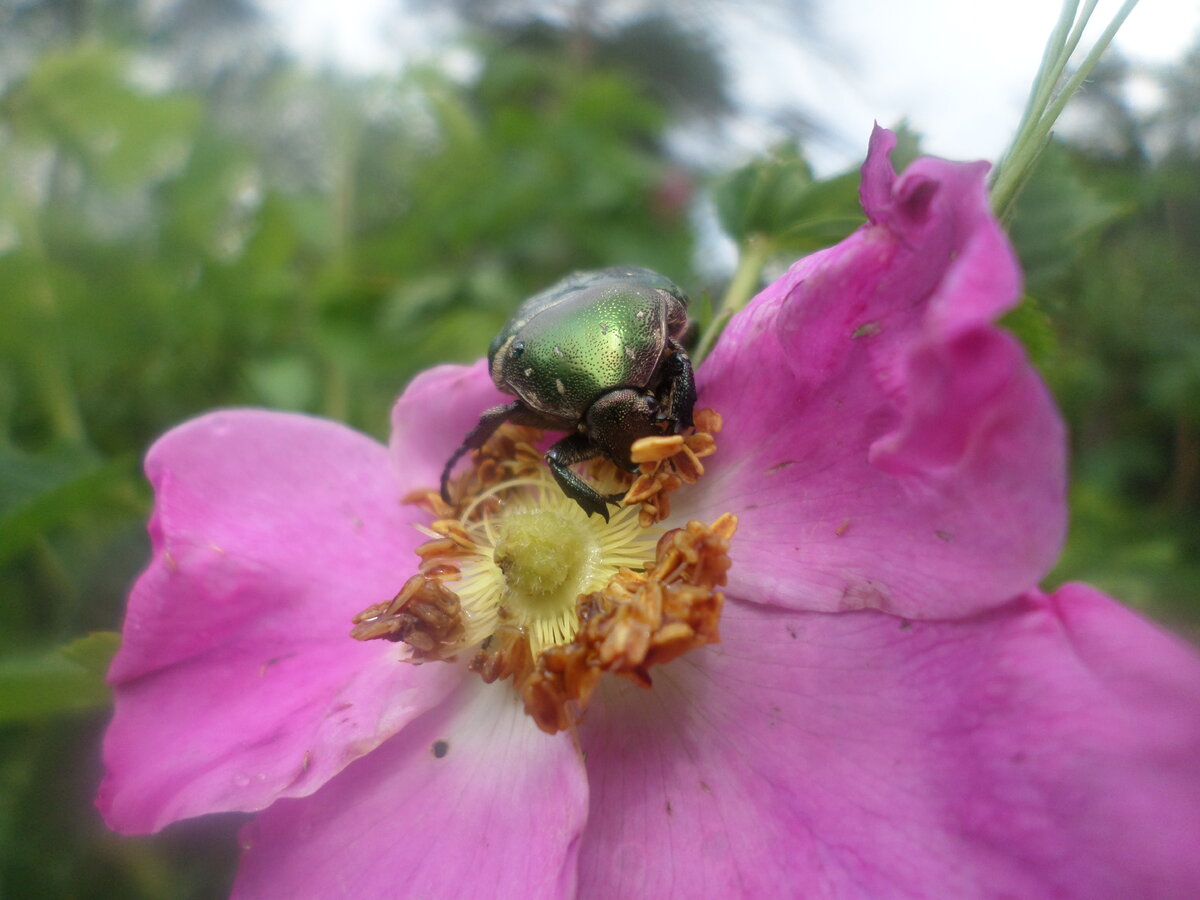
[14,175,87,444]
[320,91,359,424]
[1060,0,1103,70]
[1038,0,1139,144]
[693,235,772,364]
[991,0,1138,219]
[1013,0,1079,143]
[28,336,86,444]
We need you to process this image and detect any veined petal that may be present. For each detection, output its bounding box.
[690,126,1065,618]
[234,678,588,900]
[98,411,460,834]
[576,586,1200,898]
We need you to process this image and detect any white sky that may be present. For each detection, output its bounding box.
[790,0,1199,171]
[259,0,1199,172]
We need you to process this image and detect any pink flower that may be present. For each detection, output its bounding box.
[98,127,1200,897]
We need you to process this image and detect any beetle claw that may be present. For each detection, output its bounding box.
[568,487,617,522]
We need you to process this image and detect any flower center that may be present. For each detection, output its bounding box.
[351,416,733,734]
[450,473,654,657]
[493,509,585,614]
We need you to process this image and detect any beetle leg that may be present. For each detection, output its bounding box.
[585,388,660,472]
[439,401,525,504]
[544,433,622,521]
[659,337,696,431]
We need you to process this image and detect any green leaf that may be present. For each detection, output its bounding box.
[59,631,122,678]
[712,145,864,252]
[1008,141,1123,289]
[0,445,128,565]
[245,354,319,411]
[1000,295,1058,369]
[0,633,119,722]
[10,45,200,185]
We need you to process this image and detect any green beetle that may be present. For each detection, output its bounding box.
[440,266,696,519]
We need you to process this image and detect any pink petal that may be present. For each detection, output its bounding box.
[99,411,461,834]
[233,680,587,899]
[690,127,1065,618]
[390,360,508,490]
[577,586,1200,897]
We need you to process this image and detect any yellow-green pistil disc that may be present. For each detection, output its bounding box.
[447,472,656,657]
[494,509,585,609]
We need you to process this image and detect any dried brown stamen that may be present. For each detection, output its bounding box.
[404,424,544,520]
[521,512,737,734]
[350,574,466,662]
[622,408,723,527]
[469,623,534,685]
[355,416,733,734]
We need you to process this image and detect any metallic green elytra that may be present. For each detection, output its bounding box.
[441,266,696,520]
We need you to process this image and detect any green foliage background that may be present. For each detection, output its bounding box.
[0,3,1196,897]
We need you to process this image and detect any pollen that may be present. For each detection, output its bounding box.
[400,466,657,660]
[622,408,722,527]
[350,575,466,661]
[355,419,734,735]
[523,512,736,734]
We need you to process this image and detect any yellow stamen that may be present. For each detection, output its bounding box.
[352,418,733,734]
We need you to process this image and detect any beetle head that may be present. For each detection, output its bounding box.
[585,388,662,472]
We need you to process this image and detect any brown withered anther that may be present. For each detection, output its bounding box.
[469,622,535,685]
[350,574,466,662]
[404,424,544,520]
[354,418,735,735]
[621,408,723,527]
[522,512,737,734]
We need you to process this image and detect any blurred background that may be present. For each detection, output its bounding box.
[1,0,1197,896]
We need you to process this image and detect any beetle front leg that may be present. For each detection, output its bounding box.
[659,337,696,430]
[544,433,622,521]
[440,401,524,504]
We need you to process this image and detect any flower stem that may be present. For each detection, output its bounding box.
[694,235,772,364]
[14,170,87,444]
[990,0,1139,220]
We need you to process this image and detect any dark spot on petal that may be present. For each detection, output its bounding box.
[851,321,882,339]
[1010,751,1027,764]
[665,801,673,815]
[787,625,797,639]
[934,530,953,542]
[432,740,449,759]
[744,503,759,510]
[840,580,892,612]
[899,620,912,630]
[699,781,711,793]
[767,459,798,473]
